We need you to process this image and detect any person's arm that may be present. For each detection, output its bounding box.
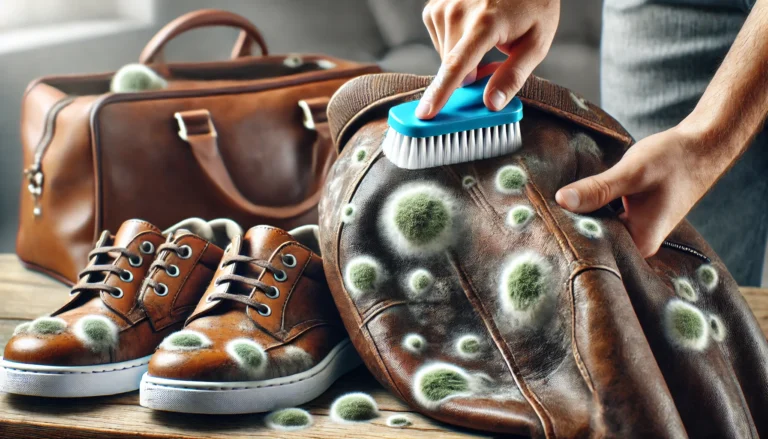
[556,0,768,257]
[416,0,560,120]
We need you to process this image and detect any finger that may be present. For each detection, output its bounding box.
[416,31,495,120]
[432,13,444,57]
[422,6,440,53]
[556,160,642,213]
[477,62,502,79]
[483,33,547,111]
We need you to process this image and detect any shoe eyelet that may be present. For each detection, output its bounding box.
[273,270,287,282]
[110,287,124,298]
[129,255,143,267]
[154,283,169,296]
[166,264,180,277]
[265,286,280,299]
[281,254,297,268]
[258,304,272,317]
[140,241,155,255]
[119,270,133,282]
[178,245,193,259]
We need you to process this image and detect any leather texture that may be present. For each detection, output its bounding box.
[318,73,768,437]
[147,225,347,382]
[16,9,381,285]
[4,219,231,366]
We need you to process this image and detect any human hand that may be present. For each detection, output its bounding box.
[555,126,725,258]
[417,0,560,119]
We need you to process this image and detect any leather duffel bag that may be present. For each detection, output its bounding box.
[318,73,768,437]
[16,9,380,285]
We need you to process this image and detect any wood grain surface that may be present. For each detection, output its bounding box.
[0,254,766,438]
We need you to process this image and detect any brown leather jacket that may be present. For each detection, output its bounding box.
[317,73,768,438]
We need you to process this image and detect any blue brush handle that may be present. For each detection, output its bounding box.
[387,76,523,138]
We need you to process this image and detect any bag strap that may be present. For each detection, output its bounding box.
[174,103,334,220]
[139,9,269,65]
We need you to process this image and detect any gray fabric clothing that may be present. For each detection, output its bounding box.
[601,1,768,286]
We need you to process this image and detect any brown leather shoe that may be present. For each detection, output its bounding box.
[140,225,359,414]
[1,218,240,397]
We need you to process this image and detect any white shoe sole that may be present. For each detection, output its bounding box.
[1,355,152,397]
[139,339,361,414]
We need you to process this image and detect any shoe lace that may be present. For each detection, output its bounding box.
[71,246,141,297]
[207,255,285,315]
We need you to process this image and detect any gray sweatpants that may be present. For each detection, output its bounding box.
[601,0,768,286]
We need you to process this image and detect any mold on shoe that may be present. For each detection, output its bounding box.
[507,205,535,228]
[110,64,167,93]
[673,278,698,302]
[495,165,527,194]
[403,333,427,354]
[576,217,603,239]
[499,252,554,325]
[408,268,434,296]
[227,339,268,375]
[697,264,719,292]
[664,299,709,351]
[330,392,380,424]
[381,182,456,256]
[455,335,482,359]
[12,322,31,336]
[265,408,313,431]
[73,315,119,352]
[413,363,473,409]
[160,330,213,351]
[21,317,68,336]
[386,414,413,428]
[344,256,382,297]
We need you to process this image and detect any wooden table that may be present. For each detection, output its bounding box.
[0,254,766,439]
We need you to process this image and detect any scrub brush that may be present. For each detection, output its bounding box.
[383,76,523,169]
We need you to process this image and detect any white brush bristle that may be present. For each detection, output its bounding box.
[382,123,522,169]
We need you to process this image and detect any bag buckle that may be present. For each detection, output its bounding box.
[175,110,217,142]
[298,97,329,131]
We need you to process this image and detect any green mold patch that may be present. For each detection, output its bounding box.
[499,252,555,326]
[227,339,267,373]
[403,333,427,354]
[462,176,476,189]
[382,183,456,256]
[265,408,313,431]
[330,392,380,424]
[408,269,434,295]
[673,278,698,302]
[13,322,31,336]
[709,314,726,342]
[495,165,527,194]
[29,317,67,335]
[394,193,450,245]
[354,148,367,162]
[344,256,381,297]
[576,217,603,239]
[664,299,709,351]
[74,316,118,352]
[697,265,719,291]
[160,330,212,352]
[413,363,472,409]
[341,204,356,223]
[111,64,167,93]
[386,415,413,428]
[507,205,534,228]
[456,335,482,358]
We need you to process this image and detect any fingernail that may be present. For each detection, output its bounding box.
[559,189,581,210]
[489,89,506,110]
[416,99,432,119]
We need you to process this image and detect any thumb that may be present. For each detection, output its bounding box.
[556,163,639,213]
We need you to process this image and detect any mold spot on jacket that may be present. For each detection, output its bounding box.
[265,408,313,431]
[227,339,268,374]
[381,182,456,256]
[354,147,368,163]
[495,165,528,194]
[576,217,603,239]
[74,315,119,352]
[697,264,719,292]
[408,268,434,295]
[455,335,482,358]
[709,314,726,342]
[462,176,476,189]
[160,330,213,352]
[344,256,382,297]
[413,363,472,409]
[499,252,554,324]
[330,392,380,424]
[403,333,427,354]
[341,204,357,223]
[507,205,535,228]
[673,278,698,302]
[386,414,412,428]
[664,299,709,351]
[28,317,67,335]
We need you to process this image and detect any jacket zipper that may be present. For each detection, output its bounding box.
[660,240,711,263]
[23,96,75,217]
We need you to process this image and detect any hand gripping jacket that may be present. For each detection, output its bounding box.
[317,73,768,438]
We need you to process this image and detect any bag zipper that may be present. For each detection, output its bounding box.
[660,240,711,263]
[23,96,75,217]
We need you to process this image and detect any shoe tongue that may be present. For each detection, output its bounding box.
[113,219,162,247]
[241,226,295,260]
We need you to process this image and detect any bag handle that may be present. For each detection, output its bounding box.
[174,106,334,220]
[139,9,268,65]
